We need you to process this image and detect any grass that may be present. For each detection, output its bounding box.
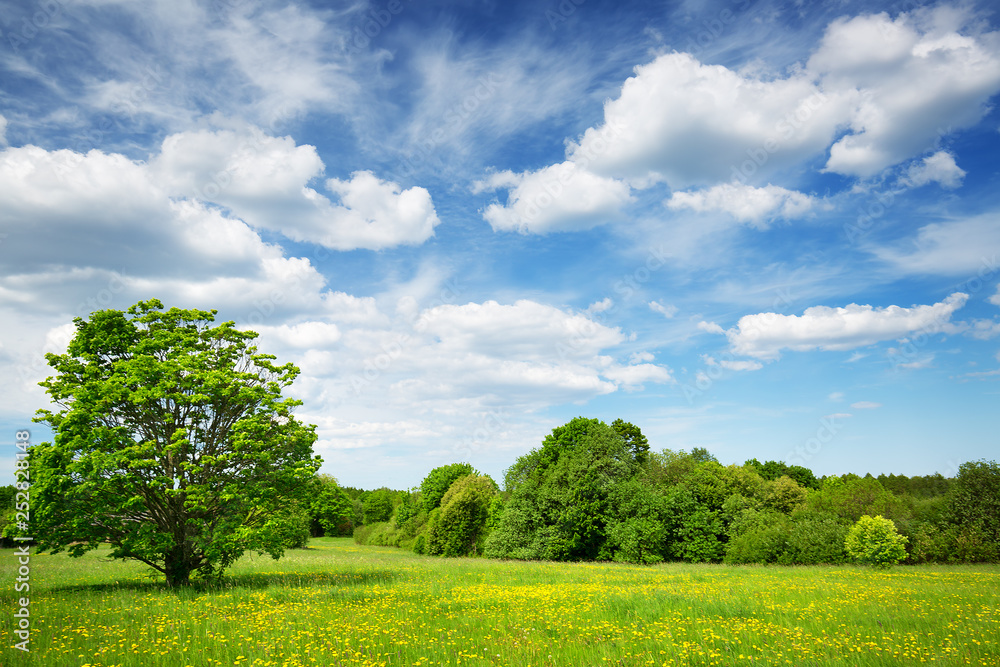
[1,537,998,666]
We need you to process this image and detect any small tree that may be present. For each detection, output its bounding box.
[845,515,908,568]
[426,475,498,557]
[310,475,354,536]
[31,300,321,586]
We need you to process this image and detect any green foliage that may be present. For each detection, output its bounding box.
[426,475,498,557]
[762,475,807,514]
[724,509,848,565]
[610,418,649,464]
[362,488,396,524]
[639,448,696,487]
[689,447,718,464]
[420,463,476,513]
[744,459,819,489]
[844,515,908,568]
[877,472,952,498]
[485,417,637,561]
[0,484,15,548]
[30,299,321,586]
[309,475,353,536]
[266,504,312,549]
[680,461,729,510]
[946,460,1000,550]
[606,479,670,564]
[666,488,725,562]
[393,490,419,528]
[723,510,788,564]
[781,511,848,564]
[807,475,905,522]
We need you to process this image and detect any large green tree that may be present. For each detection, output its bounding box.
[484,417,638,561]
[31,300,321,586]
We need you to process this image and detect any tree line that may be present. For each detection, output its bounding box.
[343,417,999,566]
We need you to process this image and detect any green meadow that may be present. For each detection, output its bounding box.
[2,538,998,666]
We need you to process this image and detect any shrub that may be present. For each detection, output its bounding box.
[844,515,908,568]
[426,475,498,557]
[352,523,376,545]
[780,512,848,564]
[723,523,787,564]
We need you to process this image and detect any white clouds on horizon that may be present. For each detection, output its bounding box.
[705,293,969,359]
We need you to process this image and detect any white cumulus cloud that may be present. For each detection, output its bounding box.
[722,293,968,359]
[480,161,632,234]
[813,10,1000,178]
[666,183,816,227]
[901,151,966,189]
[152,128,441,250]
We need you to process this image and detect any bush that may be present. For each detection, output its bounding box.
[780,512,848,565]
[666,488,725,563]
[352,523,376,545]
[426,475,498,557]
[724,523,787,564]
[724,509,848,565]
[845,515,908,568]
[484,418,637,561]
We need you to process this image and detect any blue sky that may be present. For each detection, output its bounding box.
[1,0,999,489]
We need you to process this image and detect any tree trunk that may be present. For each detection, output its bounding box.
[164,544,196,586]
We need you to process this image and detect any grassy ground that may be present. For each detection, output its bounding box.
[1,537,998,666]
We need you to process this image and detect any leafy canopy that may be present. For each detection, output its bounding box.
[420,463,476,512]
[31,299,321,586]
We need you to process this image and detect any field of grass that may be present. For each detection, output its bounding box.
[1,537,998,666]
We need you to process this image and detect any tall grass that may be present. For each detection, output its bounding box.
[1,538,998,666]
